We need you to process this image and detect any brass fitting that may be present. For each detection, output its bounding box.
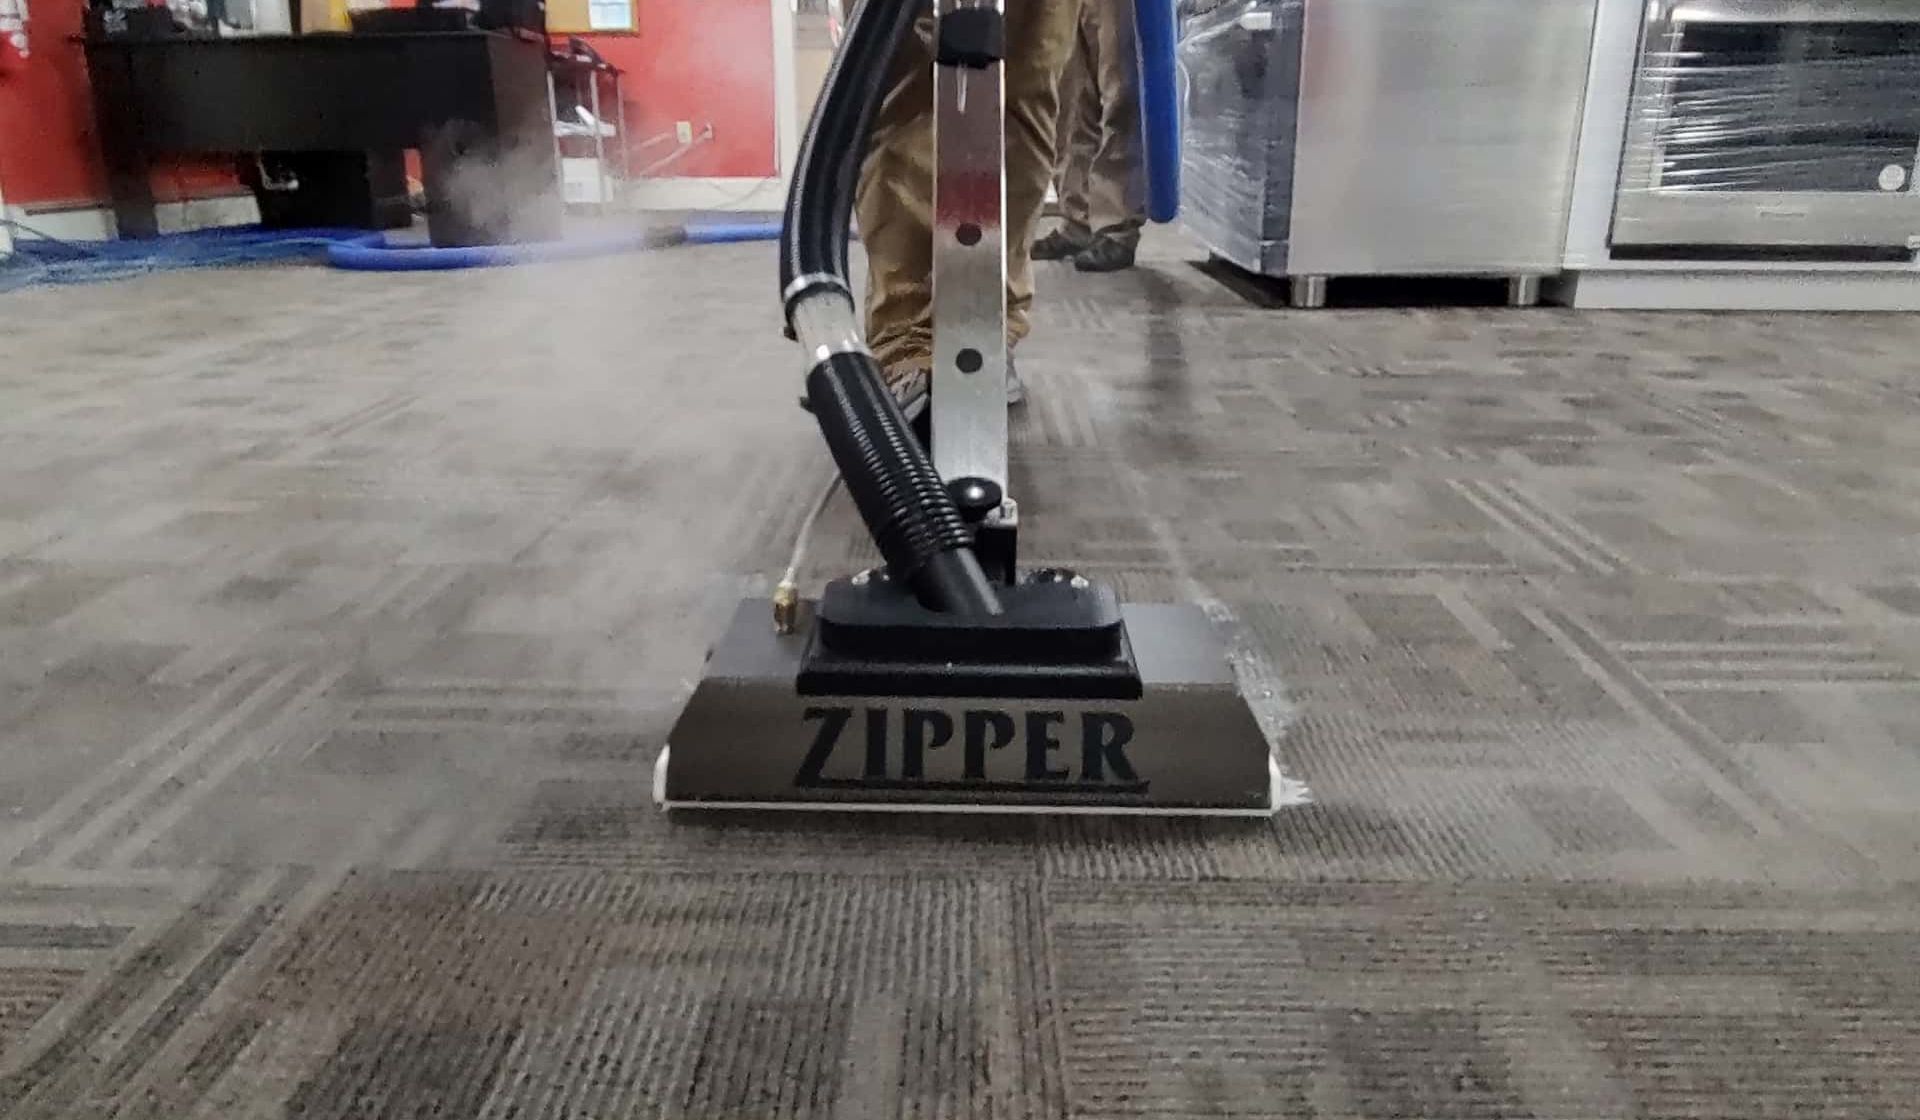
[772,582,800,635]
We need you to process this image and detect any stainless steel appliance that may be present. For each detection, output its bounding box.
[1179,0,1600,305]
[1613,0,1920,250]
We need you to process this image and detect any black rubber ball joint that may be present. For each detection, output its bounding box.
[947,476,1003,524]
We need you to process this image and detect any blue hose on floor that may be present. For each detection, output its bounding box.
[683,219,786,244]
[325,229,675,271]
[1134,0,1182,222]
[322,219,784,271]
[0,219,784,287]
[0,222,367,292]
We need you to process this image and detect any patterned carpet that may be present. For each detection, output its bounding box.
[2,234,1919,1117]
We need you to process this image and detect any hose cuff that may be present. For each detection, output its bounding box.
[782,272,853,328]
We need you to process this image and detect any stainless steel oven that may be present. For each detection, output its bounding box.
[1612,0,1920,251]
[1179,0,1600,293]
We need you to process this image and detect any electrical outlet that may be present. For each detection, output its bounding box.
[675,121,694,145]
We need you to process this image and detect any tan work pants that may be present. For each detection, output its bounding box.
[1053,0,1144,248]
[856,0,1081,379]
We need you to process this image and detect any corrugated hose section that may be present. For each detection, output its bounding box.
[804,351,1001,615]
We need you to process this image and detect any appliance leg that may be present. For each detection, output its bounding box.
[1290,275,1328,309]
[1507,275,1543,307]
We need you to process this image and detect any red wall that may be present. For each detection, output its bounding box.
[564,0,777,180]
[0,0,100,205]
[0,0,237,208]
[0,0,776,212]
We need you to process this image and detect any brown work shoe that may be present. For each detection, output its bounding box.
[889,361,1021,408]
[1031,226,1091,261]
[884,365,930,410]
[1073,235,1137,273]
[795,364,928,415]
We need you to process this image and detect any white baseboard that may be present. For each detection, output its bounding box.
[1559,266,1920,311]
[4,194,262,243]
[625,177,785,213]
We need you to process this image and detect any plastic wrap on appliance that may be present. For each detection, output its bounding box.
[1176,0,1304,273]
[1621,33,1920,202]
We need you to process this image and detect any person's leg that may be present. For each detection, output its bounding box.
[855,8,938,386]
[1052,19,1091,219]
[1074,0,1145,270]
[1003,0,1084,349]
[1033,11,1098,260]
[857,0,1079,383]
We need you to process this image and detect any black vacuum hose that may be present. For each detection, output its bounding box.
[778,0,914,310]
[780,0,1003,616]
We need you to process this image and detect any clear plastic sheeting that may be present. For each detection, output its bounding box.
[1613,11,1920,250]
[1624,24,1920,196]
[1175,0,1304,273]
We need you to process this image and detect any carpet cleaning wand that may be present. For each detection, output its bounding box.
[655,0,1281,815]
